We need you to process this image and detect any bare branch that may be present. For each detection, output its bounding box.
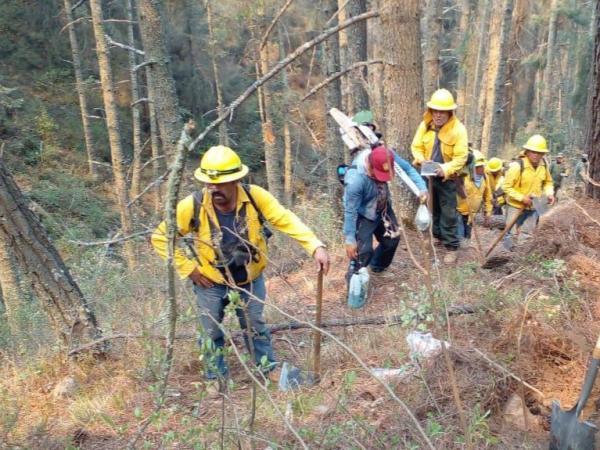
[326,0,351,26]
[302,60,383,101]
[104,34,145,55]
[133,60,155,72]
[131,97,150,107]
[102,19,137,24]
[259,0,295,51]
[188,10,380,152]
[127,169,169,207]
[71,0,88,11]
[59,16,90,34]
[68,230,152,246]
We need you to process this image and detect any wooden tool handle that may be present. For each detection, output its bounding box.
[312,270,324,377]
[593,332,600,360]
[484,208,524,258]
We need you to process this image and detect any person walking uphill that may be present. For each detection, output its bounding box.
[151,146,330,380]
[411,89,469,264]
[502,135,555,250]
[343,145,427,279]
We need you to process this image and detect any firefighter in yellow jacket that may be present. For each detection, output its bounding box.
[486,157,505,215]
[411,88,469,264]
[152,146,330,380]
[502,135,555,249]
[456,151,492,246]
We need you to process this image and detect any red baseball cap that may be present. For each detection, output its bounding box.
[368,146,395,182]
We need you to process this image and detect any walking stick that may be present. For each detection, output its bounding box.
[312,269,324,379]
[484,208,524,258]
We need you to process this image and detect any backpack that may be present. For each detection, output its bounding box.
[514,157,549,187]
[336,164,357,185]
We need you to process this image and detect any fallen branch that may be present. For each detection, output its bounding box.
[68,306,477,356]
[469,346,545,399]
[302,60,383,101]
[105,34,145,55]
[127,169,169,207]
[259,0,295,50]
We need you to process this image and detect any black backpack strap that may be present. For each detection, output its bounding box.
[242,184,266,226]
[190,190,204,233]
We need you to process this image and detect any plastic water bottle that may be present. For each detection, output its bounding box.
[348,266,369,309]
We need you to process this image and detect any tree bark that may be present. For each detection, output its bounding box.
[422,0,443,97]
[381,0,423,219]
[539,0,560,123]
[322,0,346,202]
[137,0,182,161]
[502,0,527,146]
[345,0,370,112]
[585,0,600,199]
[146,67,164,214]
[0,232,24,336]
[455,0,472,111]
[0,164,101,346]
[480,0,513,156]
[63,0,97,179]
[366,0,384,133]
[205,0,229,146]
[338,0,351,110]
[468,0,491,139]
[89,0,137,269]
[127,0,144,200]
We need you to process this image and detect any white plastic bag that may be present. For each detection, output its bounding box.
[414,204,431,232]
[406,331,446,359]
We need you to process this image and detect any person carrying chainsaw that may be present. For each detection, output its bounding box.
[343,145,427,279]
[456,151,493,247]
[151,146,330,381]
[411,88,469,264]
[502,134,555,250]
[485,157,506,215]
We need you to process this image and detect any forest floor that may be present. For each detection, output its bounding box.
[2,195,600,449]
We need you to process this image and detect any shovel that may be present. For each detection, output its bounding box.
[550,332,600,450]
[484,208,524,259]
[311,270,324,380]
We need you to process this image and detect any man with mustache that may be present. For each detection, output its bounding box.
[152,145,330,381]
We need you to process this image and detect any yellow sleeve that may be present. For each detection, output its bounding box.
[249,185,324,255]
[440,124,468,178]
[483,178,493,215]
[151,195,199,280]
[543,166,555,197]
[410,122,427,166]
[502,163,525,203]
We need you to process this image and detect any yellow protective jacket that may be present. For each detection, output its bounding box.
[410,111,469,179]
[151,184,324,284]
[485,170,505,206]
[457,175,493,217]
[502,156,554,209]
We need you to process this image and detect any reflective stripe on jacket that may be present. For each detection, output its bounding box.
[410,110,469,179]
[151,184,324,283]
[502,157,554,209]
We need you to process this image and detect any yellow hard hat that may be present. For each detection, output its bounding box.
[522,134,549,153]
[473,150,486,167]
[194,145,249,184]
[486,157,503,172]
[426,88,458,111]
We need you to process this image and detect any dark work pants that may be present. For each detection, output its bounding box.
[431,177,459,249]
[355,209,400,271]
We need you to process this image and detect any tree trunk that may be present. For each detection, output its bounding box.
[0,164,101,346]
[455,0,472,111]
[63,0,97,179]
[0,233,24,336]
[89,0,137,269]
[257,6,283,199]
[480,0,513,156]
[422,0,443,97]
[338,0,350,111]
[278,25,294,206]
[137,0,182,161]
[502,0,527,146]
[539,0,560,123]
[345,0,370,112]
[585,0,600,199]
[127,0,144,200]
[322,0,346,202]
[146,66,165,214]
[381,0,423,219]
[367,0,384,132]
[468,0,491,139]
[205,0,229,146]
